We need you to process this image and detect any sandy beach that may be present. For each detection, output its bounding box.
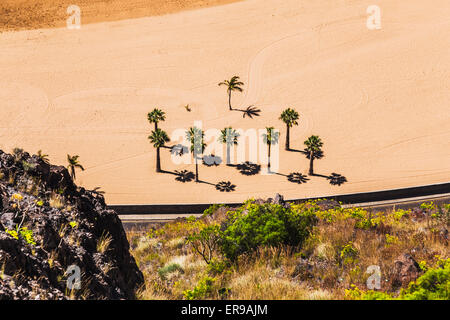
[0,0,449,205]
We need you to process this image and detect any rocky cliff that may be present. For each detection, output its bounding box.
[0,149,144,299]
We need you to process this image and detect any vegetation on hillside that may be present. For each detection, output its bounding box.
[128,199,449,300]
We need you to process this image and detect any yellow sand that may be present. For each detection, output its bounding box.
[0,0,449,204]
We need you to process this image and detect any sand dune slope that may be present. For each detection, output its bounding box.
[0,0,449,204]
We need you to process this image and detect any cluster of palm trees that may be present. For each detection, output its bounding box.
[146,75,329,188]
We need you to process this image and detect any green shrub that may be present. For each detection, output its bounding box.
[399,258,450,300]
[207,258,227,275]
[220,202,317,261]
[183,276,216,300]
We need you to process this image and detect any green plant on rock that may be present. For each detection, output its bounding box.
[5,227,36,246]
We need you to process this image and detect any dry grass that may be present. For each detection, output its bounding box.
[97,232,112,254]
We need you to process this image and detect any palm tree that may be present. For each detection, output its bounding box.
[148,128,170,173]
[147,108,166,131]
[186,127,206,182]
[304,135,323,175]
[218,127,240,165]
[279,108,300,150]
[67,154,84,181]
[218,76,244,110]
[37,150,50,164]
[262,127,279,173]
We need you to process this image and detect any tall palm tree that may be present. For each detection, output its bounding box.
[148,128,170,173]
[186,127,206,182]
[262,127,279,173]
[147,108,166,131]
[304,135,323,175]
[218,127,240,165]
[67,154,84,181]
[279,108,300,150]
[218,76,244,110]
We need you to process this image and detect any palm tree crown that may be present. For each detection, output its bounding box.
[262,127,279,146]
[149,128,170,148]
[279,108,299,127]
[67,154,84,180]
[304,135,323,153]
[147,108,166,130]
[186,127,206,155]
[219,127,239,145]
[37,150,50,164]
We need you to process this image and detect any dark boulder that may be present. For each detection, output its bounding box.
[0,149,143,300]
[391,254,422,290]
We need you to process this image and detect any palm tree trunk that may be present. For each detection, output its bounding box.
[71,167,76,181]
[154,123,158,131]
[286,125,290,150]
[268,144,271,173]
[228,90,232,110]
[195,156,199,182]
[156,147,161,172]
[226,144,231,165]
[309,151,314,175]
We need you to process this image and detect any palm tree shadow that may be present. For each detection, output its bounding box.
[203,154,222,167]
[161,169,195,183]
[275,172,310,184]
[197,179,236,192]
[232,105,261,118]
[287,172,310,184]
[232,161,261,176]
[215,181,236,192]
[312,172,348,186]
[327,173,348,186]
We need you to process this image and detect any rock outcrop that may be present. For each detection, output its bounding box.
[0,149,143,300]
[391,253,422,290]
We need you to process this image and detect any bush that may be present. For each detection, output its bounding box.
[220,202,317,261]
[399,258,450,300]
[183,276,216,300]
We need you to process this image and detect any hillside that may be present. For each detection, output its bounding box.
[128,196,449,300]
[0,149,143,299]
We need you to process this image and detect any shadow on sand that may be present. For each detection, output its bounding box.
[312,173,348,186]
[232,105,261,118]
[230,161,261,176]
[274,172,310,184]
